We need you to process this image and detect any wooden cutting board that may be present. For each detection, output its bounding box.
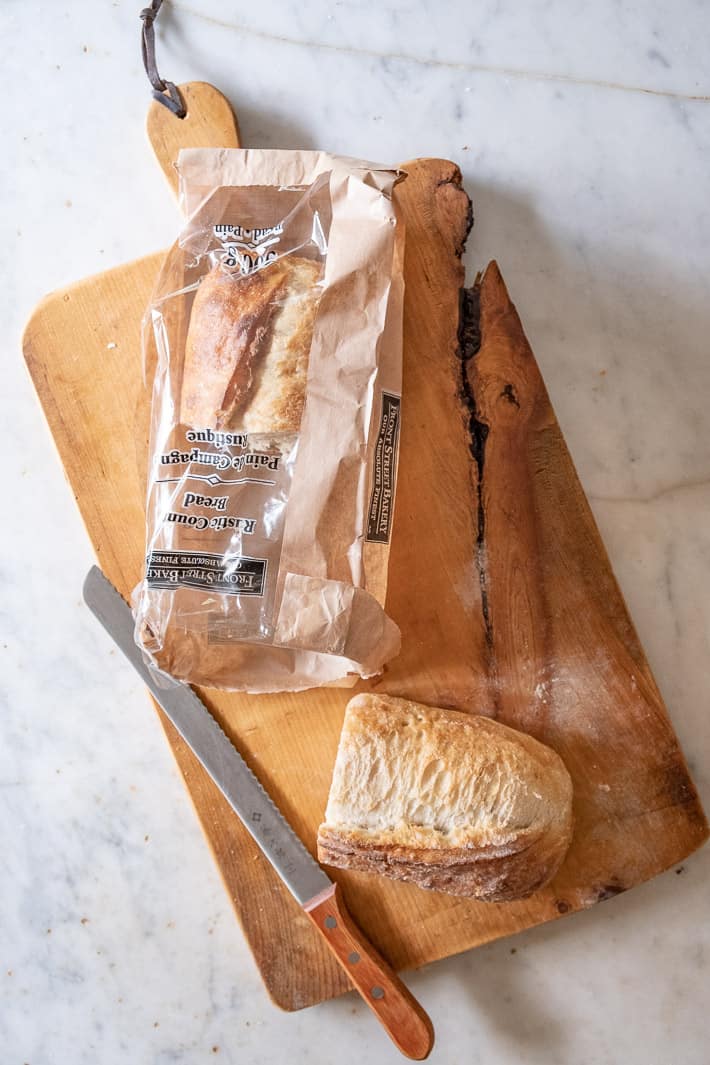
[23,84,708,1011]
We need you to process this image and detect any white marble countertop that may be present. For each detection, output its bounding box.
[3,2,709,1062]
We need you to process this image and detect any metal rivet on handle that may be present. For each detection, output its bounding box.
[348,951,360,964]
[324,915,337,929]
[371,986,385,999]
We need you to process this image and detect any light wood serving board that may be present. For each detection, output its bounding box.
[23,84,707,1011]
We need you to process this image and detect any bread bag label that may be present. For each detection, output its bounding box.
[366,391,401,544]
[133,150,405,693]
[213,222,285,273]
[146,551,267,595]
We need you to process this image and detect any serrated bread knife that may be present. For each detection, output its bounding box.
[83,566,434,1060]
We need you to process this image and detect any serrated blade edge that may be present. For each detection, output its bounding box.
[82,566,331,905]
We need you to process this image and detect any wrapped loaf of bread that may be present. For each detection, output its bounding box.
[133,150,406,692]
[318,694,574,902]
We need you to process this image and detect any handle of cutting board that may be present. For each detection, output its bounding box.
[304,883,434,1060]
[146,81,241,197]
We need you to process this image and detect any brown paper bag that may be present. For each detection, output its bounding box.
[133,150,405,692]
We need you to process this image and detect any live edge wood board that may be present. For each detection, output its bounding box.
[23,85,707,1011]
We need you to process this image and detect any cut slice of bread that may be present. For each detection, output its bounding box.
[317,693,574,902]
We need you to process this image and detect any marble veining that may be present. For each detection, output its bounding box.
[2,1,709,1063]
[171,1,710,103]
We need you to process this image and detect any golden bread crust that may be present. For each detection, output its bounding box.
[180,256,318,430]
[317,693,574,901]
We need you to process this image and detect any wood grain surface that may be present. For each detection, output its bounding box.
[23,84,707,1012]
[146,81,241,197]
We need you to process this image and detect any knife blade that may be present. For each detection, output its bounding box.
[82,566,434,1060]
[82,565,328,903]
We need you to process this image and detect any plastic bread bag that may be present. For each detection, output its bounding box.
[133,149,405,692]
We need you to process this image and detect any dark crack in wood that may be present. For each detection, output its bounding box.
[456,280,495,667]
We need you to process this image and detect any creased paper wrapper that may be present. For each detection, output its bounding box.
[133,149,405,692]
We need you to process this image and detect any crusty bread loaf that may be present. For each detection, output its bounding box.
[242,257,321,433]
[317,694,574,902]
[180,255,321,431]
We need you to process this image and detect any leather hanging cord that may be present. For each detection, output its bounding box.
[140,0,186,117]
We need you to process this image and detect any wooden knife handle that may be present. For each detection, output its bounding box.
[304,883,434,1060]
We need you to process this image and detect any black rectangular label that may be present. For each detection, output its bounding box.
[145,550,267,596]
[366,391,401,544]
